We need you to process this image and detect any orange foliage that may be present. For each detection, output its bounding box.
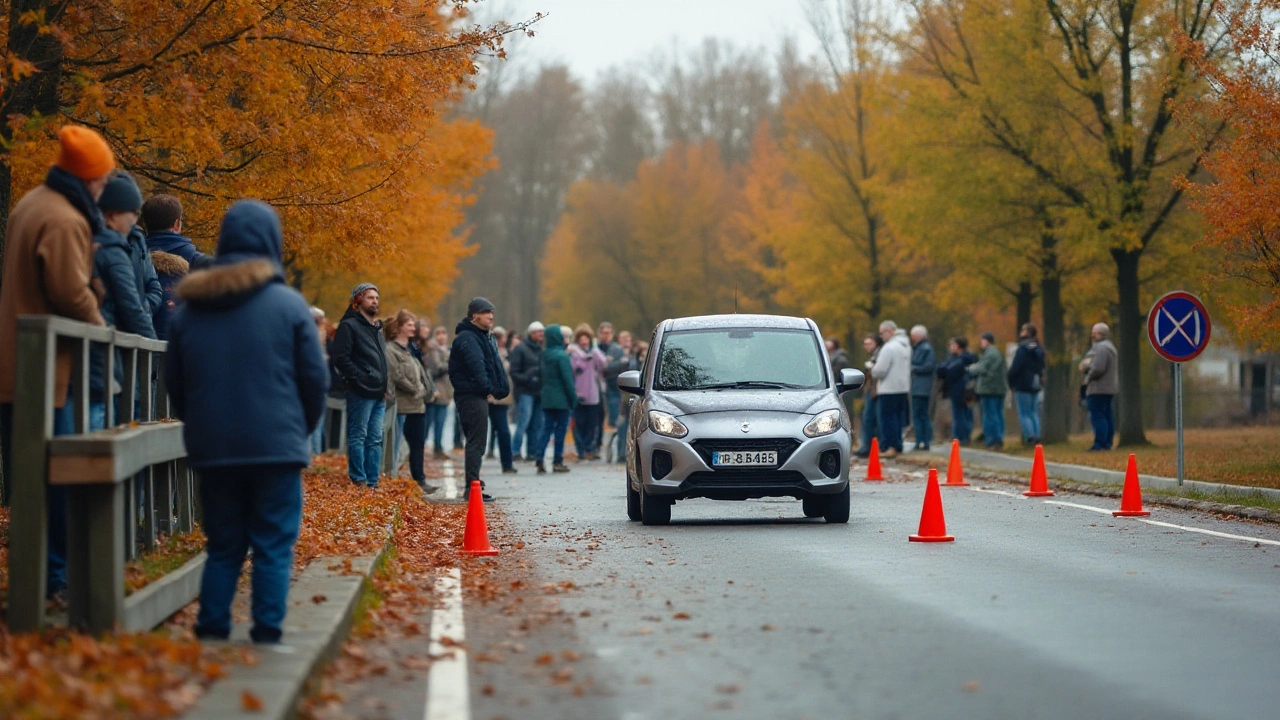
[1178,0,1280,349]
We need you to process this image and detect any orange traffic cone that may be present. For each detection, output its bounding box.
[865,437,884,482]
[1023,444,1055,497]
[463,481,500,556]
[909,468,955,543]
[944,439,969,487]
[1113,454,1150,517]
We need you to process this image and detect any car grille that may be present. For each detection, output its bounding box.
[685,470,808,486]
[689,438,803,473]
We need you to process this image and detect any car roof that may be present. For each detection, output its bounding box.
[663,314,814,332]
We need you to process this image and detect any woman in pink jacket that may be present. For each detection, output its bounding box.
[569,323,607,461]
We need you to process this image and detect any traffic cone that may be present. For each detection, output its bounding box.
[1023,444,1055,497]
[943,439,969,487]
[909,468,955,543]
[865,437,884,482]
[462,481,500,556]
[1113,454,1150,517]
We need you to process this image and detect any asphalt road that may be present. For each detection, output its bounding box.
[465,455,1280,720]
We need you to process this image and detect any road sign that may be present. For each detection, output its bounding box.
[1147,291,1211,363]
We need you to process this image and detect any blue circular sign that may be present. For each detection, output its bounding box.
[1147,291,1211,363]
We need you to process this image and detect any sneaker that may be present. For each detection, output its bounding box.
[536,461,547,475]
[553,463,570,473]
[502,467,518,475]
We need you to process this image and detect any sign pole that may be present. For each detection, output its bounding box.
[1174,362,1184,486]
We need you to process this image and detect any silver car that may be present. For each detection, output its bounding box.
[618,314,865,526]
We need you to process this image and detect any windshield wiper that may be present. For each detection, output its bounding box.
[690,381,805,390]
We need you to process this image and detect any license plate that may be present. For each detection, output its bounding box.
[712,450,777,467]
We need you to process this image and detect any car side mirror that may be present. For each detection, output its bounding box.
[618,370,644,396]
[837,368,865,393]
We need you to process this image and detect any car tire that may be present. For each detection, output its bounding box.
[822,483,851,524]
[627,466,642,522]
[802,496,825,518]
[640,483,671,526]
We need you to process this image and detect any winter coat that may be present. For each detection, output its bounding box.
[601,341,628,386]
[126,226,163,317]
[969,344,1008,397]
[1007,339,1046,394]
[424,341,453,405]
[870,330,912,395]
[570,344,608,405]
[90,227,157,400]
[491,348,515,407]
[386,339,431,414]
[829,347,852,382]
[331,307,388,399]
[937,351,977,403]
[0,168,106,406]
[1083,339,1118,396]
[165,200,328,470]
[146,229,212,271]
[149,249,190,341]
[509,336,543,396]
[910,339,937,397]
[448,319,510,400]
[539,325,578,411]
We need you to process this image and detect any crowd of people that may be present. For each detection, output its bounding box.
[833,319,1121,457]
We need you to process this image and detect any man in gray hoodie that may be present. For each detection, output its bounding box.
[1080,322,1118,451]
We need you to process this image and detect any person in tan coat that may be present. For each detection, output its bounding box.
[385,310,433,487]
[0,125,113,598]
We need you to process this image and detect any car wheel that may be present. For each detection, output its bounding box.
[627,463,642,522]
[822,483,851,524]
[802,496,825,518]
[640,483,671,526]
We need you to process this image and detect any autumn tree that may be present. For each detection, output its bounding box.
[1177,0,1280,350]
[901,0,1225,445]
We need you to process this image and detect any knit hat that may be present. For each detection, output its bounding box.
[527,321,545,334]
[467,297,495,316]
[55,126,115,181]
[97,171,143,213]
[350,282,378,304]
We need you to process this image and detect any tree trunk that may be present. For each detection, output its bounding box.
[1015,281,1033,340]
[1040,272,1070,444]
[1112,248,1149,446]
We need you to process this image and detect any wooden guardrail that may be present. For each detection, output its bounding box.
[7,316,201,634]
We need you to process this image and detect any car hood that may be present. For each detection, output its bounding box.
[652,389,835,417]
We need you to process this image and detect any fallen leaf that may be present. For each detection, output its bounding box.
[312,594,328,604]
[241,690,264,711]
[673,612,692,620]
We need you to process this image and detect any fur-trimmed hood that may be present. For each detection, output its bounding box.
[176,259,280,308]
[150,250,190,277]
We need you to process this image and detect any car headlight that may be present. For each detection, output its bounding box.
[648,410,689,438]
[804,409,843,438]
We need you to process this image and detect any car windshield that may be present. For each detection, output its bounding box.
[654,328,828,391]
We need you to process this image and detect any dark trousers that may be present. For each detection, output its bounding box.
[425,403,448,453]
[911,395,932,448]
[1087,394,1115,450]
[877,393,908,452]
[573,403,603,457]
[488,404,514,470]
[859,395,879,452]
[534,408,572,465]
[950,397,973,443]
[402,412,427,482]
[456,395,489,483]
[195,465,302,643]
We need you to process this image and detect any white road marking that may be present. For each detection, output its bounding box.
[1044,501,1280,547]
[968,487,1025,498]
[443,460,458,500]
[426,567,468,720]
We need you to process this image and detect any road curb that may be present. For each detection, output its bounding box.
[897,449,1280,525]
[184,544,390,720]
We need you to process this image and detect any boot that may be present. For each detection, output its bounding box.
[536,461,547,475]
[553,463,570,473]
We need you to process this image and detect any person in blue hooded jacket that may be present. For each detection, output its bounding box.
[142,194,211,340]
[165,200,328,644]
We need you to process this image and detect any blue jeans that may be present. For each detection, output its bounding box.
[859,395,879,452]
[425,403,449,453]
[1087,394,1114,450]
[1015,391,1040,442]
[979,394,1005,446]
[911,395,932,448]
[534,408,572,465]
[950,397,973,443]
[511,393,543,458]
[489,404,514,470]
[877,393,907,452]
[605,388,622,427]
[195,465,302,642]
[345,393,385,486]
[615,402,630,462]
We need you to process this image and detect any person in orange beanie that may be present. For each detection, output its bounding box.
[0,125,113,600]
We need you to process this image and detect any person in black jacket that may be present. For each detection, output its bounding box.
[1007,322,1047,445]
[449,297,510,502]
[508,321,545,461]
[165,200,328,644]
[330,282,389,487]
[936,337,977,445]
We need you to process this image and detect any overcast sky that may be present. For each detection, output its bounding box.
[493,0,821,81]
